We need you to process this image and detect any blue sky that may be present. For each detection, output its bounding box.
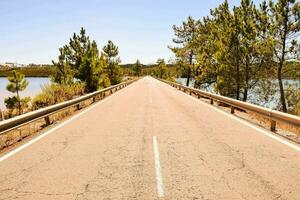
[0,0,262,64]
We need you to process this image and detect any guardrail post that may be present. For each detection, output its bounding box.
[197,94,201,99]
[189,91,192,95]
[231,106,235,114]
[270,120,276,132]
[17,128,22,141]
[0,109,4,121]
[110,89,113,94]
[93,97,96,103]
[77,103,81,110]
[210,99,213,104]
[44,116,51,126]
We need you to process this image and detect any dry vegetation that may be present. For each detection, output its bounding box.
[188,90,300,144]
[0,89,113,151]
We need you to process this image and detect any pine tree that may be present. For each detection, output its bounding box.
[52,27,104,92]
[156,59,169,79]
[103,40,122,85]
[268,0,300,112]
[234,0,274,101]
[132,59,142,76]
[210,1,241,98]
[5,70,30,116]
[170,16,200,86]
[52,46,74,85]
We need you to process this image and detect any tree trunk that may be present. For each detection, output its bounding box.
[236,63,240,100]
[16,89,21,116]
[278,63,287,112]
[234,35,240,100]
[278,6,288,113]
[243,89,248,102]
[186,67,191,86]
[186,53,193,87]
[243,59,250,102]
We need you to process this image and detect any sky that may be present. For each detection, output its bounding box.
[0,0,263,65]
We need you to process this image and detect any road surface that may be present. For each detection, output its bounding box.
[0,77,299,200]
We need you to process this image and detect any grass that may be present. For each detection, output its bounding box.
[0,66,55,77]
[0,87,116,151]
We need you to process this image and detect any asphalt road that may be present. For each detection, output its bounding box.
[0,77,299,200]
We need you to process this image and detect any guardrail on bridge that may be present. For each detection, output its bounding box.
[0,79,136,135]
[159,78,300,132]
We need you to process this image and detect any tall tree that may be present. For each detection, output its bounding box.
[103,40,122,85]
[193,16,219,89]
[52,46,74,85]
[52,27,103,92]
[210,1,242,98]
[132,59,142,76]
[170,16,200,86]
[235,0,274,101]
[268,0,300,112]
[98,52,111,88]
[156,59,170,79]
[193,0,274,102]
[5,70,30,116]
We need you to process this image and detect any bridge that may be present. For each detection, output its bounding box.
[0,76,299,199]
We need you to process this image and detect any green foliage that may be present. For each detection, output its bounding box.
[6,70,29,93]
[51,28,122,92]
[65,28,102,92]
[268,0,300,112]
[286,86,300,115]
[283,62,300,79]
[132,59,142,76]
[5,70,30,116]
[0,66,55,77]
[5,96,30,117]
[32,82,85,109]
[170,16,200,86]
[249,78,277,107]
[51,47,75,85]
[103,40,122,85]
[154,59,174,81]
[170,0,300,114]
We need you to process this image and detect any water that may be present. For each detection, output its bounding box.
[0,77,51,110]
[0,77,298,110]
[176,77,300,109]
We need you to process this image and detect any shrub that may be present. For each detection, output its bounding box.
[286,86,300,116]
[32,82,85,109]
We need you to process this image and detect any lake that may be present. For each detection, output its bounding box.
[0,77,299,110]
[176,78,300,109]
[0,77,51,110]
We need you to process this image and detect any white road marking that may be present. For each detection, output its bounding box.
[170,83,300,153]
[152,136,164,197]
[0,81,137,162]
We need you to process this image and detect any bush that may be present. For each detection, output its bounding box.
[5,96,31,117]
[286,86,300,116]
[32,82,85,109]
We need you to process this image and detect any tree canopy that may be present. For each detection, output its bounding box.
[170,0,300,112]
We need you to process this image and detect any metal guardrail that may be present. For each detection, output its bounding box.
[159,79,300,132]
[0,79,136,134]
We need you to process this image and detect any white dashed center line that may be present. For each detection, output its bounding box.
[152,136,164,197]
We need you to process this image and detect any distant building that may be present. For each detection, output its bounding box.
[0,62,26,68]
